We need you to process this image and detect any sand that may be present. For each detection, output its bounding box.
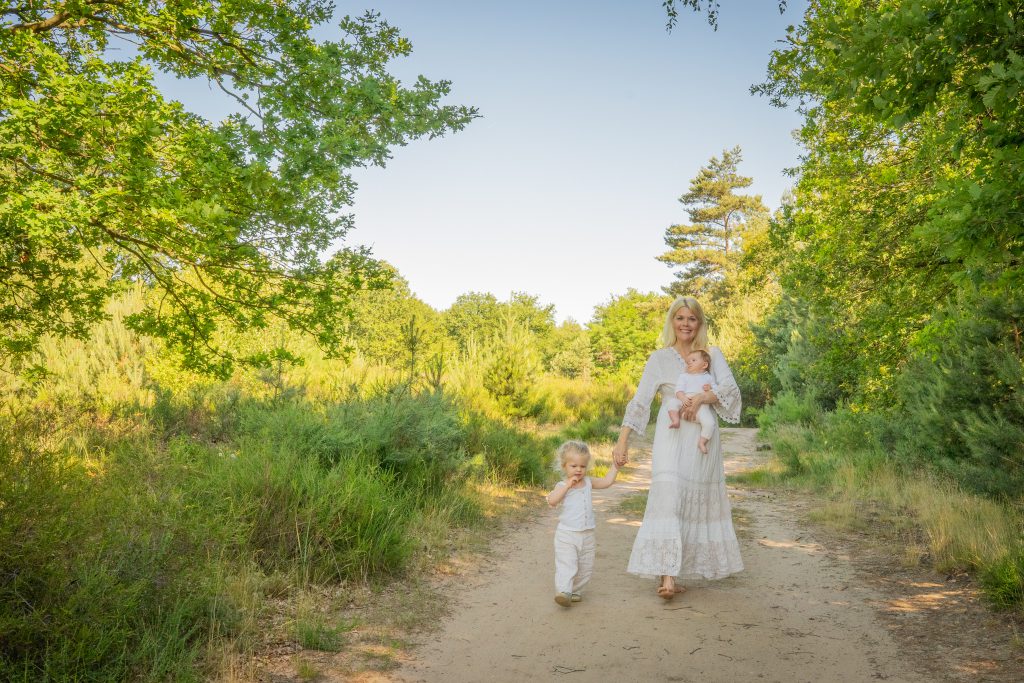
[392,428,929,683]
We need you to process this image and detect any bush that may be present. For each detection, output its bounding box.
[464,416,550,484]
[757,390,820,433]
[893,297,1024,498]
[979,548,1024,610]
[0,438,227,682]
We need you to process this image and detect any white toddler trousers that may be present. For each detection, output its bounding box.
[554,527,595,594]
[665,397,718,440]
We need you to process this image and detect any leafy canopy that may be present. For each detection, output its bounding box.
[1,1,475,376]
[752,0,1024,399]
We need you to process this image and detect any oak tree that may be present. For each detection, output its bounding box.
[1,1,475,376]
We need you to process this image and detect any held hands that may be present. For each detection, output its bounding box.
[612,442,628,467]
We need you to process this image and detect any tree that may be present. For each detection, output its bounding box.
[751,0,1024,400]
[547,321,593,380]
[661,1,788,31]
[1,2,475,376]
[658,147,767,301]
[588,289,671,378]
[346,264,440,365]
[442,291,555,353]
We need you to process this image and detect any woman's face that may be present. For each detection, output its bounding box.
[673,307,701,343]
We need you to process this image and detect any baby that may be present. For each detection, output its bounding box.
[666,349,718,454]
[546,440,619,607]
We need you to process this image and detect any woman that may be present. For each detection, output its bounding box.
[612,296,743,599]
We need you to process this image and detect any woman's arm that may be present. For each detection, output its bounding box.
[616,352,661,464]
[681,389,719,421]
[612,426,632,465]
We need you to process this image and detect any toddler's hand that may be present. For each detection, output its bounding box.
[702,383,712,392]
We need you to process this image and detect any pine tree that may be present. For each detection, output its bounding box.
[659,147,767,300]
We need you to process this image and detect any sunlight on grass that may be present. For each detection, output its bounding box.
[759,420,1024,609]
[616,491,649,517]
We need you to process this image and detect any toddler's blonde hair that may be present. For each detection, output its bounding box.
[553,440,591,472]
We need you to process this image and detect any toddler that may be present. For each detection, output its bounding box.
[666,349,718,454]
[546,440,619,607]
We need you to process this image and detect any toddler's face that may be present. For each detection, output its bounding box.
[685,352,709,374]
[562,452,589,480]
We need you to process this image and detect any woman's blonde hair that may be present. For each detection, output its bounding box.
[659,296,709,349]
[553,440,591,472]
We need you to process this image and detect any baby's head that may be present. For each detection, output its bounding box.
[685,349,711,374]
[554,440,591,479]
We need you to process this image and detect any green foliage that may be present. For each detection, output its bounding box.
[464,416,549,485]
[0,437,227,682]
[588,289,671,378]
[659,147,768,302]
[294,614,351,652]
[752,0,1024,402]
[547,321,594,380]
[979,548,1024,610]
[1,3,475,375]
[346,264,442,365]
[482,318,542,416]
[441,291,556,355]
[891,294,1024,498]
[662,1,789,31]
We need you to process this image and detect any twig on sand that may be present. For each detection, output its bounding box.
[553,664,586,674]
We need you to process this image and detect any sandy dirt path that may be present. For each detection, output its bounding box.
[391,428,930,683]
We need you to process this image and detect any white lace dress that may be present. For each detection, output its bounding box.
[624,346,744,580]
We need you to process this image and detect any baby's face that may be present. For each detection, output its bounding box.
[562,452,589,480]
[685,352,709,374]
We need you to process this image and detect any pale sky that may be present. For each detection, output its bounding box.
[156,1,806,323]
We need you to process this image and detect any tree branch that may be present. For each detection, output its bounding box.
[7,11,72,32]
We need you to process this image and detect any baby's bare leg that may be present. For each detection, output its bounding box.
[666,394,683,428]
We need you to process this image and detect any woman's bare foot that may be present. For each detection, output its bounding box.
[657,576,676,600]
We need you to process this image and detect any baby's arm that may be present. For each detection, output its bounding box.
[590,462,619,490]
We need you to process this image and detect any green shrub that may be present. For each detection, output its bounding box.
[979,548,1024,610]
[0,438,227,682]
[464,416,550,484]
[757,390,820,433]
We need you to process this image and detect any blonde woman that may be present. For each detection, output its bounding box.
[612,296,743,599]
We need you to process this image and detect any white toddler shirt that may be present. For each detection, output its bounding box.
[675,370,715,395]
[556,477,595,531]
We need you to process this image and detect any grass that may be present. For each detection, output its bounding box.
[294,611,352,652]
[616,491,649,517]
[754,411,1024,611]
[0,291,636,680]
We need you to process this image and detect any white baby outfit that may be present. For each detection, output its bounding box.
[666,371,718,440]
[553,477,595,595]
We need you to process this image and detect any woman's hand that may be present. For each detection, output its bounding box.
[612,441,629,467]
[681,390,716,422]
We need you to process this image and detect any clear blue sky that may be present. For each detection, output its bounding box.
[158,1,806,324]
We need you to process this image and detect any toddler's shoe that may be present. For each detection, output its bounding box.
[570,593,582,602]
[554,592,572,607]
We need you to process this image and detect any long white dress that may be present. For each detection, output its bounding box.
[624,346,744,580]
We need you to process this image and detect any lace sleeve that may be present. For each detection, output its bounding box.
[708,347,742,424]
[622,354,659,433]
